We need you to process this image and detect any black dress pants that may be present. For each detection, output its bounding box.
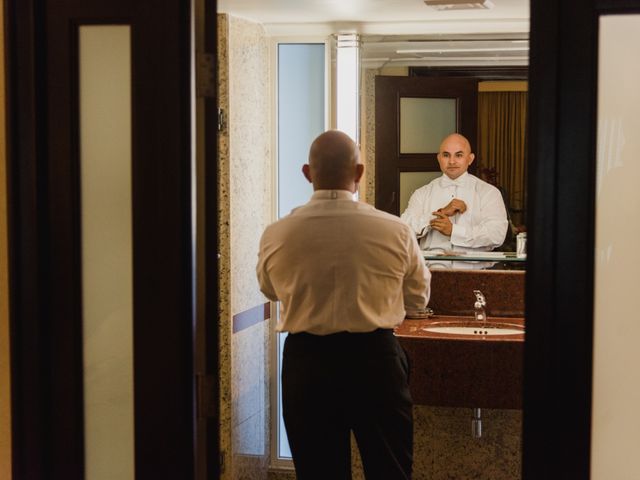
[282,329,413,480]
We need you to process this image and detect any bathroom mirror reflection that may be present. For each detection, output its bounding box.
[363,34,528,270]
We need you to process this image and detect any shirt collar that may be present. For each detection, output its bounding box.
[311,190,356,201]
[440,171,469,188]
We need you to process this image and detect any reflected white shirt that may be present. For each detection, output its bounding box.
[257,190,431,335]
[400,172,508,268]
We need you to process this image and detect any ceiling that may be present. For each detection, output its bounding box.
[217,0,530,67]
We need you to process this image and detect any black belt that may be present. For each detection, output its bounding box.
[288,328,393,338]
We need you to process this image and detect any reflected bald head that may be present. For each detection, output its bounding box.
[437,133,475,180]
[305,130,362,191]
[439,133,472,154]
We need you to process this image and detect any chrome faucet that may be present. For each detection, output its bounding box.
[473,290,486,325]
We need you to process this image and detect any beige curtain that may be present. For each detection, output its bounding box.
[477,91,527,227]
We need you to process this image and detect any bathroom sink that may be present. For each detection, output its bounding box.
[421,321,524,336]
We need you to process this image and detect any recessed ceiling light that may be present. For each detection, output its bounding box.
[424,0,495,10]
[396,47,529,54]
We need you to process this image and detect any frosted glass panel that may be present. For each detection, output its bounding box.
[277,44,325,218]
[399,171,442,215]
[592,15,640,480]
[400,97,456,154]
[79,25,134,480]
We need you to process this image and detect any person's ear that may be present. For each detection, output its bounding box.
[302,164,313,183]
[354,163,364,183]
[468,153,475,165]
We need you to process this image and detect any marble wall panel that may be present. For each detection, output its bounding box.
[362,68,379,206]
[216,13,233,480]
[228,18,271,317]
[227,14,272,479]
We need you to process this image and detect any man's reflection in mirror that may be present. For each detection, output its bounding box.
[400,133,508,269]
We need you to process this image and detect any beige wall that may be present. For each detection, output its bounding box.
[592,14,640,479]
[0,0,12,475]
[218,13,273,479]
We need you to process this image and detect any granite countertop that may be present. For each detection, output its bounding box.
[395,316,525,342]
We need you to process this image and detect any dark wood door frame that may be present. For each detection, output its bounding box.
[375,76,478,215]
[524,0,640,478]
[5,1,198,478]
[194,0,221,478]
[410,65,528,80]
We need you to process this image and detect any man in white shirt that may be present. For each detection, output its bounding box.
[400,133,508,269]
[257,130,430,480]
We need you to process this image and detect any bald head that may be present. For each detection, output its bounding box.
[437,133,475,180]
[303,130,363,191]
[440,133,472,153]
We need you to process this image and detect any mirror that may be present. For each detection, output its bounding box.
[361,33,528,270]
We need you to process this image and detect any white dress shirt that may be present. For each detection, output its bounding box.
[400,172,508,269]
[257,190,431,335]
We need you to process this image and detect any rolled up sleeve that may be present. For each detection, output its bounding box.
[256,234,279,301]
[402,230,431,313]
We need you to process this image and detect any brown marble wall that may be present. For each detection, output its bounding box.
[429,269,525,317]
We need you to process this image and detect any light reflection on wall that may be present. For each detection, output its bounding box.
[592,14,640,480]
[336,33,360,143]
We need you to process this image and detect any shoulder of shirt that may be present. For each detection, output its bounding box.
[264,201,410,228]
[269,202,307,222]
[411,180,437,196]
[261,206,300,233]
[467,174,501,194]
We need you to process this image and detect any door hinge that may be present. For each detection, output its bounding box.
[196,52,215,98]
[196,373,218,419]
[217,108,226,132]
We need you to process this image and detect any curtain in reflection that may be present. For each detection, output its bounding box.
[477,91,528,228]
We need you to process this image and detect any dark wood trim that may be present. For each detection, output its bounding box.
[232,303,272,334]
[596,1,640,11]
[194,0,222,477]
[523,0,560,472]
[7,1,196,478]
[6,0,60,477]
[45,5,88,478]
[7,0,88,476]
[397,156,440,172]
[523,0,602,477]
[410,65,528,80]
[129,2,195,478]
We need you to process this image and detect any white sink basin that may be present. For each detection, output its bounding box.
[422,322,524,336]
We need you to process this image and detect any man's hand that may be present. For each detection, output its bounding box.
[437,198,467,217]
[429,211,453,236]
